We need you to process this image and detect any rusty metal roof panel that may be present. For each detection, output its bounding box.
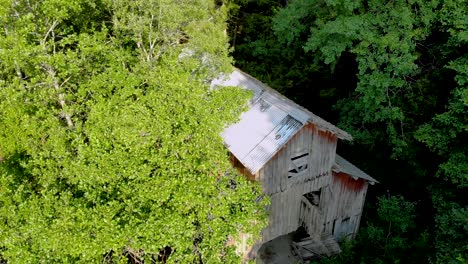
[212,68,354,173]
[211,69,353,140]
[212,69,353,140]
[241,115,303,173]
[222,99,288,161]
[261,92,310,124]
[333,155,378,184]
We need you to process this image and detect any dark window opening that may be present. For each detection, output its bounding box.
[332,219,337,235]
[288,164,308,173]
[333,217,352,239]
[303,189,321,206]
[288,153,309,178]
[293,225,310,242]
[291,153,309,160]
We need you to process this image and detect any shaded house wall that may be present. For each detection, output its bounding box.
[258,124,337,195]
[231,124,339,242]
[230,124,369,243]
[216,69,377,259]
[323,172,368,240]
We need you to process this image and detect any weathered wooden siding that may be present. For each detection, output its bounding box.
[232,121,369,245]
[299,196,323,236]
[258,124,338,196]
[261,174,331,242]
[308,125,337,178]
[322,172,368,240]
[255,124,339,242]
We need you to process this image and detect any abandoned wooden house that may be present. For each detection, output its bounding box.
[211,69,377,261]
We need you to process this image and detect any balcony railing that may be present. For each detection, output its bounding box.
[299,196,324,236]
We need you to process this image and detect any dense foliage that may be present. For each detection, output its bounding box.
[229,0,467,263]
[0,0,267,263]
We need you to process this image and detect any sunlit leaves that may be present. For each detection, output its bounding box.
[269,0,442,156]
[229,0,467,263]
[0,0,267,263]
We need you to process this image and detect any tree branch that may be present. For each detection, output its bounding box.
[41,20,58,47]
[43,64,75,128]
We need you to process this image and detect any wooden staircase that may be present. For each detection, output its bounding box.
[293,193,341,261]
[291,235,341,261]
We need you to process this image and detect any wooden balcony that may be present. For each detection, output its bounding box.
[294,196,341,261]
[299,196,323,236]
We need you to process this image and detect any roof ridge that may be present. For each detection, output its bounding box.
[334,154,378,183]
[231,68,353,141]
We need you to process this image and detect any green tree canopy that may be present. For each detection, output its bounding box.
[0,0,267,263]
[229,0,467,263]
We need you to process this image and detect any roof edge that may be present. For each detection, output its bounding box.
[231,68,353,141]
[333,154,378,184]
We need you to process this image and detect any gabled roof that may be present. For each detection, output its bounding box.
[211,69,352,174]
[333,155,378,184]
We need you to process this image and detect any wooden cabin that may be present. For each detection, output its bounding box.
[211,69,377,261]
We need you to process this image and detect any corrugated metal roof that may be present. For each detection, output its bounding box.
[221,89,303,173]
[222,100,288,162]
[241,115,303,173]
[261,92,310,124]
[212,68,353,173]
[212,69,352,140]
[333,155,378,184]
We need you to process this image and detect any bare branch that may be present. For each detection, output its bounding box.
[59,76,72,88]
[43,64,75,128]
[14,61,23,80]
[41,20,58,47]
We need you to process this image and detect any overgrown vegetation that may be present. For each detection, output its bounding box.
[1,0,465,262]
[0,0,268,263]
[229,0,467,263]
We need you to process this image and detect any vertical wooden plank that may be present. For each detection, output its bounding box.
[267,160,274,194]
[255,121,370,247]
[276,192,282,237]
[279,150,287,192]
